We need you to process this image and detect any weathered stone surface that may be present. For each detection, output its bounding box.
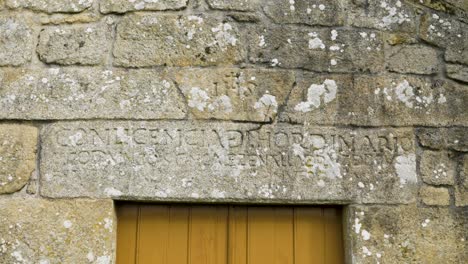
[279,74,352,124]
[347,0,418,32]
[455,186,468,206]
[100,0,188,13]
[247,26,384,72]
[114,14,245,67]
[386,45,439,74]
[462,155,468,189]
[416,127,468,152]
[0,198,115,264]
[0,68,187,120]
[37,23,111,65]
[419,185,450,206]
[0,16,34,66]
[206,0,258,11]
[344,75,467,126]
[263,0,345,26]
[348,205,467,263]
[420,150,455,185]
[446,64,468,83]
[0,125,37,194]
[6,0,93,13]
[420,13,468,65]
[40,121,417,204]
[169,68,294,122]
[457,156,468,206]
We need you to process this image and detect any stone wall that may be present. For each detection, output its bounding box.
[0,0,466,263]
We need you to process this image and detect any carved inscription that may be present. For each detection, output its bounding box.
[41,121,416,203]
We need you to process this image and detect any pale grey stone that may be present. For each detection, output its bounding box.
[169,68,295,122]
[420,150,455,186]
[263,0,345,26]
[344,75,468,126]
[446,64,468,83]
[113,14,245,67]
[0,68,187,120]
[454,186,468,206]
[206,0,258,11]
[348,0,418,32]
[40,121,417,204]
[347,205,467,263]
[6,0,93,13]
[0,125,37,194]
[0,16,34,66]
[416,127,468,152]
[386,45,439,74]
[420,13,468,65]
[0,198,115,264]
[100,0,188,13]
[419,185,450,206]
[246,25,384,73]
[37,23,111,65]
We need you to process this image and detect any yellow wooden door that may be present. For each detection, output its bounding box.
[117,204,344,264]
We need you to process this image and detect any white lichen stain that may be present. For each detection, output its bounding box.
[86,252,95,262]
[96,255,111,264]
[187,87,233,113]
[211,189,225,199]
[362,230,371,240]
[378,0,411,29]
[63,220,73,229]
[254,94,278,114]
[211,23,237,50]
[187,87,209,111]
[394,154,417,185]
[294,79,337,112]
[104,187,123,196]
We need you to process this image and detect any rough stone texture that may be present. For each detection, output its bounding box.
[420,150,455,185]
[6,0,93,13]
[40,121,417,204]
[206,0,258,11]
[455,186,468,206]
[0,68,187,120]
[455,155,468,206]
[37,23,111,65]
[347,0,418,32]
[416,127,468,152]
[446,64,468,83]
[419,185,450,206]
[0,125,37,194]
[348,205,467,263]
[0,198,115,264]
[386,45,439,74]
[171,68,295,122]
[263,0,345,26]
[113,14,245,67]
[0,16,34,66]
[100,0,188,13]
[247,25,384,72]
[420,13,468,65]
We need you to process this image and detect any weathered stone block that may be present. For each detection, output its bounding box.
[263,0,345,26]
[386,45,439,74]
[0,198,115,263]
[455,186,468,206]
[206,0,258,11]
[419,185,450,206]
[113,14,245,67]
[348,0,418,32]
[37,24,111,65]
[348,205,467,263]
[40,121,417,204]
[0,68,187,120]
[344,75,467,126]
[100,0,188,13]
[446,64,468,83]
[420,150,455,185]
[420,13,468,65]
[0,16,34,66]
[279,74,352,124]
[247,25,384,72]
[170,68,295,122]
[6,0,93,13]
[416,127,468,152]
[0,125,37,194]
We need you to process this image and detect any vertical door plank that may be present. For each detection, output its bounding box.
[189,206,228,264]
[167,206,190,264]
[294,208,325,264]
[247,207,275,264]
[117,204,139,264]
[228,206,247,264]
[137,205,170,264]
[273,208,294,264]
[324,208,344,264]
